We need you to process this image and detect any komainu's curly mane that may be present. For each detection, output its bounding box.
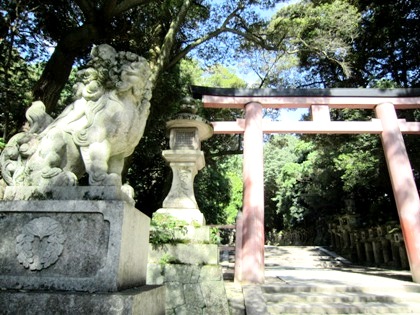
[0,44,153,191]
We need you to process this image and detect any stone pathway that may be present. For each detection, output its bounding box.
[223,246,420,315]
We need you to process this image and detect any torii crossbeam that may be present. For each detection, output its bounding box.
[192,86,420,284]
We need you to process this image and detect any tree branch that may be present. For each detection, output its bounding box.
[113,0,152,17]
[166,27,226,69]
[209,149,243,158]
[299,37,351,77]
[258,53,283,88]
[73,0,95,23]
[166,4,270,70]
[102,0,117,20]
[224,27,276,50]
[150,0,193,87]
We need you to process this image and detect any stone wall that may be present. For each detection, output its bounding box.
[147,244,229,315]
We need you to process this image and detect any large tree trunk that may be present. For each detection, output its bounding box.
[32,24,102,113]
[32,46,77,113]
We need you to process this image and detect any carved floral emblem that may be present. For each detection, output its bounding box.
[16,217,66,271]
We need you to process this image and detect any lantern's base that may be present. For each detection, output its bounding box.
[155,208,206,226]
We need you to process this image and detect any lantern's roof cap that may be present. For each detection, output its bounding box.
[166,116,213,141]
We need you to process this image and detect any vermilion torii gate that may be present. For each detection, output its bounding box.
[192,86,420,284]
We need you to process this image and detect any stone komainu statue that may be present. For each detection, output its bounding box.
[0,44,152,188]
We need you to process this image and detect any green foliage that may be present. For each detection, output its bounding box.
[369,78,399,89]
[273,147,321,228]
[218,155,243,224]
[267,0,361,83]
[179,59,204,89]
[210,227,222,245]
[158,253,181,266]
[263,120,401,233]
[352,0,420,87]
[199,65,248,88]
[181,59,247,89]
[334,150,379,192]
[149,214,188,246]
[260,0,420,88]
[195,163,231,225]
[264,135,317,229]
[0,49,39,139]
[224,170,243,224]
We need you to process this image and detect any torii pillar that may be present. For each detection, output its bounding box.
[375,103,420,283]
[240,102,265,283]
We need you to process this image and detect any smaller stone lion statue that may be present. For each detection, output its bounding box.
[0,44,152,189]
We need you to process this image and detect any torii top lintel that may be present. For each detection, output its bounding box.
[191,86,420,109]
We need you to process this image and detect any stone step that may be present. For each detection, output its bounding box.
[262,284,420,314]
[267,301,420,314]
[265,256,348,266]
[262,284,420,294]
[265,264,343,270]
[264,291,420,304]
[265,255,338,261]
[226,246,419,315]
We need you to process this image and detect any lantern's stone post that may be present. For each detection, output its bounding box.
[375,102,420,283]
[156,97,213,226]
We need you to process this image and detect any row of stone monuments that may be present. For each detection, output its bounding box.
[328,214,409,270]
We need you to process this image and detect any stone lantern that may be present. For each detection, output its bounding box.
[156,96,213,226]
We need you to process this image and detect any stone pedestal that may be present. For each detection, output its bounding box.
[149,243,219,265]
[1,286,165,315]
[0,187,164,314]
